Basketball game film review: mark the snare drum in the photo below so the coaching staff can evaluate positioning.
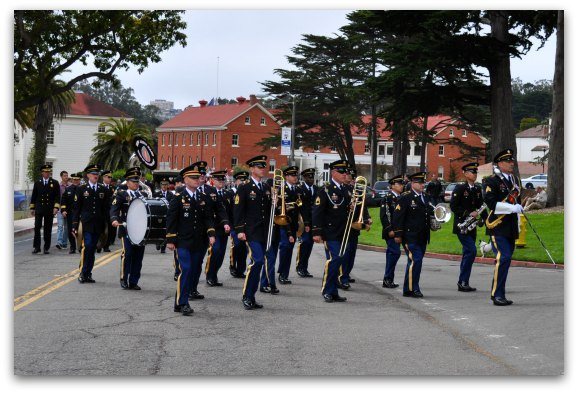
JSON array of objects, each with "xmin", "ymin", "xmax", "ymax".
[{"xmin": 126, "ymin": 197, "xmax": 169, "ymax": 246}]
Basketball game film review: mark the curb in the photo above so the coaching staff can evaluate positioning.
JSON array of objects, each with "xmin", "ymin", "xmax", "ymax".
[
  {"xmin": 14, "ymin": 222, "xmax": 58, "ymax": 238},
  {"xmin": 357, "ymin": 244, "xmax": 564, "ymax": 270}
]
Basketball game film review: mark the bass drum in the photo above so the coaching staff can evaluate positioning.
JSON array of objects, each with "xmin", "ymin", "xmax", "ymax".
[{"xmin": 126, "ymin": 197, "xmax": 169, "ymax": 246}]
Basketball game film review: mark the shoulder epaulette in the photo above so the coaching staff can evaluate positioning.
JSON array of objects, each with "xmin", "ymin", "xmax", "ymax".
[{"xmin": 401, "ymin": 191, "xmax": 411, "ymax": 195}]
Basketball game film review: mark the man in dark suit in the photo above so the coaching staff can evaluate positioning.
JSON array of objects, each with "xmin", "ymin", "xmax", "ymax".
[
  {"xmin": 229, "ymin": 171, "xmax": 249, "ymax": 278},
  {"xmin": 392, "ymin": 172, "xmax": 435, "ymax": 298},
  {"xmin": 295, "ymin": 168, "xmax": 317, "ymax": 278},
  {"xmin": 153, "ymin": 178, "xmax": 174, "ymax": 254},
  {"xmin": 101, "ymin": 170, "xmax": 115, "ymax": 252},
  {"xmin": 30, "ymin": 164, "xmax": 61, "ymax": 254},
  {"xmin": 72, "ymin": 164, "xmax": 108, "ymax": 283},
  {"xmin": 380, "ymin": 174, "xmax": 405, "ymax": 288},
  {"xmin": 60, "ymin": 173, "xmax": 82, "ymax": 254}
]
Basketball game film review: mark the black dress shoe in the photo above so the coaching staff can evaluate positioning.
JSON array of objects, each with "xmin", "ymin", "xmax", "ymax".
[
  {"xmin": 156, "ymin": 244, "xmax": 161, "ymax": 251},
  {"xmin": 103, "ymin": 248, "xmax": 111, "ymax": 252},
  {"xmin": 129, "ymin": 284, "xmax": 141, "ymax": 290},
  {"xmin": 260, "ymin": 286, "xmax": 271, "ymax": 293},
  {"xmin": 349, "ymin": 279, "xmax": 356, "ymax": 283},
  {"xmin": 78, "ymin": 275, "xmax": 86, "ymax": 283},
  {"xmin": 120, "ymin": 280, "xmax": 129, "ymax": 289},
  {"xmin": 332, "ymin": 294, "xmax": 347, "ymax": 302},
  {"xmin": 382, "ymin": 279, "xmax": 399, "ymax": 288},
  {"xmin": 242, "ymin": 297, "xmax": 254, "ymax": 310},
  {"xmin": 457, "ymin": 282, "xmax": 477, "ymax": 292},
  {"xmin": 230, "ymin": 268, "xmax": 238, "ymax": 277},
  {"xmin": 304, "ymin": 271, "xmax": 313, "ymax": 278},
  {"xmin": 493, "ymin": 297, "xmax": 513, "ymax": 306},
  {"xmin": 55, "ymin": 244, "xmax": 62, "ymax": 250},
  {"xmin": 239, "ymin": 273, "xmax": 246, "ymax": 279},
  {"xmin": 85, "ymin": 275, "xmax": 95, "ymax": 283},
  {"xmin": 69, "ymin": 249, "xmax": 76, "ymax": 254},
  {"xmin": 189, "ymin": 291, "xmax": 204, "ymax": 300},
  {"xmin": 323, "ymin": 294, "xmax": 334, "ymax": 303},
  {"xmin": 43, "ymin": 250, "xmax": 50, "ymax": 254},
  {"xmin": 174, "ymin": 273, "xmax": 179, "ymax": 281},
  {"xmin": 270, "ymin": 285, "xmax": 280, "ymax": 295},
  {"xmin": 338, "ymin": 282, "xmax": 350, "ymax": 290},
  {"xmin": 413, "ymin": 290, "xmax": 424, "ymax": 298},
  {"xmin": 207, "ymin": 280, "xmax": 223, "ymax": 287},
  {"xmin": 296, "ymin": 270, "xmax": 306, "ymax": 277},
  {"xmin": 174, "ymin": 304, "xmax": 194, "ymax": 315},
  {"xmin": 32, "ymin": 248, "xmax": 41, "ymax": 254},
  {"xmin": 252, "ymin": 301, "xmax": 263, "ymax": 309},
  {"xmin": 278, "ymin": 276, "xmax": 292, "ymax": 284}
]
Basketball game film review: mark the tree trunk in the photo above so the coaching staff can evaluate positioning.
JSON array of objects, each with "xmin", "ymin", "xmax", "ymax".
[
  {"xmin": 547, "ymin": 11, "xmax": 564, "ymax": 207},
  {"xmin": 488, "ymin": 11, "xmax": 518, "ymax": 175},
  {"xmin": 419, "ymin": 116, "xmax": 428, "ymax": 171},
  {"xmin": 392, "ymin": 122, "xmax": 408, "ymax": 175},
  {"xmin": 369, "ymin": 104, "xmax": 378, "ymax": 185},
  {"xmin": 27, "ymin": 105, "xmax": 50, "ymax": 183}
]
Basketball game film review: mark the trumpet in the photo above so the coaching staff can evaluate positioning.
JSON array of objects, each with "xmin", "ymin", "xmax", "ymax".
[
  {"xmin": 429, "ymin": 203, "xmax": 452, "ymax": 231},
  {"xmin": 457, "ymin": 203, "xmax": 488, "ymax": 234},
  {"xmin": 339, "ymin": 176, "xmax": 368, "ymax": 257}
]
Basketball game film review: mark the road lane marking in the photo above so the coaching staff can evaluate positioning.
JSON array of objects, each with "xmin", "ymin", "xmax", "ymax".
[{"xmin": 14, "ymin": 249, "xmax": 121, "ymax": 311}]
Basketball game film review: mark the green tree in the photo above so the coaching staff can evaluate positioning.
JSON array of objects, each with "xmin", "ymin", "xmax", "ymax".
[
  {"xmin": 512, "ymin": 78, "xmax": 553, "ymax": 128},
  {"xmin": 90, "ymin": 118, "xmax": 153, "ymax": 172},
  {"xmin": 518, "ymin": 117, "xmax": 540, "ymax": 131}
]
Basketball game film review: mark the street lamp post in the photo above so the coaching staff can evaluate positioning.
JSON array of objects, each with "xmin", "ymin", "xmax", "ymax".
[
  {"xmin": 257, "ymin": 93, "xmax": 296, "ymax": 166},
  {"xmin": 542, "ymin": 147, "xmax": 546, "ymax": 173}
]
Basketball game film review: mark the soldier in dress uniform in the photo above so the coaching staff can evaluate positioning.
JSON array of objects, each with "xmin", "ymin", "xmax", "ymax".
[
  {"xmin": 233, "ymin": 155, "xmax": 271, "ymax": 310},
  {"xmin": 171, "ymin": 175, "xmax": 185, "ymax": 281},
  {"xmin": 312, "ymin": 160, "xmax": 350, "ymax": 303},
  {"xmin": 60, "ymin": 172, "xmax": 82, "ymax": 254},
  {"xmin": 483, "ymin": 149, "xmax": 523, "ymax": 306},
  {"xmin": 30, "ymin": 164, "xmax": 61, "ymax": 254},
  {"xmin": 153, "ymin": 178, "xmax": 174, "ymax": 254},
  {"xmin": 380, "ymin": 174, "xmax": 405, "ymax": 288},
  {"xmin": 166, "ymin": 164, "xmax": 216, "ymax": 316},
  {"xmin": 204, "ymin": 170, "xmax": 232, "ymax": 286},
  {"xmin": 101, "ymin": 170, "xmax": 115, "ymax": 252},
  {"xmin": 72, "ymin": 164, "xmax": 108, "ymax": 283},
  {"xmin": 450, "ymin": 162, "xmax": 488, "ymax": 292},
  {"xmin": 110, "ymin": 167, "xmax": 150, "ymax": 290},
  {"xmin": 277, "ymin": 166, "xmax": 301, "ymax": 284},
  {"xmin": 392, "ymin": 171, "xmax": 435, "ymax": 298},
  {"xmin": 295, "ymin": 168, "xmax": 317, "ymax": 278},
  {"xmin": 229, "ymin": 170, "xmax": 249, "ymax": 278}
]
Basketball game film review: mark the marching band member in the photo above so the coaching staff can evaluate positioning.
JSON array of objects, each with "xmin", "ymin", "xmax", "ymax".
[
  {"xmin": 166, "ymin": 164, "xmax": 216, "ymax": 316},
  {"xmin": 72, "ymin": 164, "xmax": 108, "ymax": 283},
  {"xmin": 392, "ymin": 172, "xmax": 435, "ymax": 298},
  {"xmin": 153, "ymin": 178, "xmax": 174, "ymax": 254},
  {"xmin": 380, "ymin": 174, "xmax": 404, "ymax": 288},
  {"xmin": 60, "ymin": 172, "xmax": 82, "ymax": 254},
  {"xmin": 234, "ymin": 155, "xmax": 271, "ymax": 309},
  {"xmin": 450, "ymin": 162, "xmax": 487, "ymax": 293},
  {"xmin": 312, "ymin": 160, "xmax": 350, "ymax": 303},
  {"xmin": 295, "ymin": 168, "xmax": 317, "ymax": 278},
  {"xmin": 484, "ymin": 149, "xmax": 523, "ymax": 306},
  {"xmin": 101, "ymin": 170, "xmax": 115, "ymax": 253},
  {"xmin": 277, "ymin": 166, "xmax": 300, "ymax": 284},
  {"xmin": 229, "ymin": 171, "xmax": 249, "ymax": 278},
  {"xmin": 110, "ymin": 167, "xmax": 149, "ymax": 290}
]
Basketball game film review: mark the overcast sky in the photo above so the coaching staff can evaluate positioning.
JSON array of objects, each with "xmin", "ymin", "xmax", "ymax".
[{"xmin": 65, "ymin": 10, "xmax": 557, "ymax": 110}]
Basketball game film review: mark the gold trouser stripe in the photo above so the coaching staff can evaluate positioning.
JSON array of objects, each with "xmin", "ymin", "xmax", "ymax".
[
  {"xmin": 491, "ymin": 236, "xmax": 501, "ymax": 297},
  {"xmin": 321, "ymin": 242, "xmax": 331, "ymax": 293},
  {"xmin": 242, "ymin": 242, "xmax": 254, "ymax": 296},
  {"xmin": 229, "ymin": 236, "xmax": 235, "ymax": 268},
  {"xmin": 176, "ymin": 249, "xmax": 182, "ymax": 304},
  {"xmin": 296, "ymin": 241, "xmax": 301, "ymax": 269},
  {"xmin": 173, "ymin": 250, "xmax": 178, "ymax": 270},
  {"xmin": 78, "ymin": 235, "xmax": 85, "ymax": 271},
  {"xmin": 120, "ymin": 236, "xmax": 126, "ymax": 280},
  {"xmin": 404, "ymin": 244, "xmax": 415, "ymax": 291},
  {"xmin": 205, "ymin": 245, "xmax": 213, "ymax": 274}
]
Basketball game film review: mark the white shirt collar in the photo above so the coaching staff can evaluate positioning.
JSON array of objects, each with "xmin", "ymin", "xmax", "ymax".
[
  {"xmin": 251, "ymin": 176, "xmax": 261, "ymax": 187},
  {"xmin": 88, "ymin": 181, "xmax": 97, "ymax": 188},
  {"xmin": 331, "ymin": 178, "xmax": 342, "ymax": 189},
  {"xmin": 185, "ymin": 187, "xmax": 196, "ymax": 198}
]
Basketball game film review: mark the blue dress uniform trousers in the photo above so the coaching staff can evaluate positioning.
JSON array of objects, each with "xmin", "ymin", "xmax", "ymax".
[
  {"xmin": 205, "ymin": 233, "xmax": 228, "ymax": 282},
  {"xmin": 277, "ymin": 227, "xmax": 295, "ymax": 279},
  {"xmin": 175, "ymin": 247, "xmax": 205, "ymax": 307},
  {"xmin": 120, "ymin": 236, "xmax": 145, "ymax": 285},
  {"xmin": 260, "ymin": 237, "xmax": 280, "ymax": 288},
  {"xmin": 457, "ymin": 233, "xmax": 477, "ymax": 284},
  {"xmin": 173, "ymin": 250, "xmax": 180, "ymax": 276},
  {"xmin": 190, "ymin": 246, "xmax": 208, "ymax": 292},
  {"xmin": 339, "ymin": 236, "xmax": 358, "ymax": 285},
  {"xmin": 229, "ymin": 229, "xmax": 247, "ymax": 275},
  {"xmin": 402, "ymin": 242, "xmax": 426, "ymax": 293},
  {"xmin": 384, "ymin": 237, "xmax": 401, "ymax": 281},
  {"xmin": 490, "ymin": 235, "xmax": 516, "ymax": 299},
  {"xmin": 322, "ymin": 241, "xmax": 345, "ymax": 296},
  {"xmin": 296, "ymin": 230, "xmax": 313, "ymax": 273},
  {"xmin": 79, "ymin": 232, "xmax": 99, "ymax": 278},
  {"xmin": 244, "ymin": 241, "xmax": 266, "ymax": 301}
]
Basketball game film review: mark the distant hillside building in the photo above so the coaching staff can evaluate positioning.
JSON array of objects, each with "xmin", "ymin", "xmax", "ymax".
[{"xmin": 150, "ymin": 99, "xmax": 182, "ymax": 121}]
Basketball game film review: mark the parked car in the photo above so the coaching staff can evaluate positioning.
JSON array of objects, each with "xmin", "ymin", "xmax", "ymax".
[
  {"xmin": 14, "ymin": 191, "xmax": 27, "ymax": 210},
  {"xmin": 521, "ymin": 174, "xmax": 548, "ymax": 189},
  {"xmin": 373, "ymin": 181, "xmax": 390, "ymax": 199},
  {"xmin": 443, "ymin": 183, "xmax": 458, "ymax": 203}
]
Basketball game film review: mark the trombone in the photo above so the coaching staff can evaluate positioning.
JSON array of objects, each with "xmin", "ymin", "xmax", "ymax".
[
  {"xmin": 339, "ymin": 176, "xmax": 368, "ymax": 257},
  {"xmin": 266, "ymin": 169, "xmax": 286, "ymax": 251}
]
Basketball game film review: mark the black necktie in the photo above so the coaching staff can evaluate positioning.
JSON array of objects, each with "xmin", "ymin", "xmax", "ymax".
[
  {"xmin": 134, "ymin": 190, "xmax": 141, "ymax": 198},
  {"xmin": 258, "ymin": 183, "xmax": 262, "ymax": 191}
]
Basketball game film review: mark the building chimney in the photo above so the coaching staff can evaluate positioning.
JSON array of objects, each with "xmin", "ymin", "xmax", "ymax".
[
  {"xmin": 199, "ymin": 100, "xmax": 208, "ymax": 108},
  {"xmin": 236, "ymin": 96, "xmax": 246, "ymax": 104},
  {"xmin": 249, "ymin": 94, "xmax": 258, "ymax": 105}
]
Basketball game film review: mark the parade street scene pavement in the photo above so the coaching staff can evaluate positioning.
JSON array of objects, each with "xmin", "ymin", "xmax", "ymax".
[{"xmin": 13, "ymin": 230, "xmax": 563, "ymax": 376}]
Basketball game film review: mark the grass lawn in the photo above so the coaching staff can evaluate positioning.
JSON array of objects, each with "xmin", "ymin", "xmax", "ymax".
[
  {"xmin": 14, "ymin": 211, "xmax": 29, "ymax": 221},
  {"xmin": 359, "ymin": 207, "xmax": 564, "ymax": 264}
]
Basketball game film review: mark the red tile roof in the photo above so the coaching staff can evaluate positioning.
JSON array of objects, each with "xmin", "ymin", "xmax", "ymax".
[
  {"xmin": 68, "ymin": 92, "xmax": 129, "ymax": 118},
  {"xmin": 158, "ymin": 102, "xmax": 254, "ymax": 129},
  {"xmin": 516, "ymin": 124, "xmax": 549, "ymax": 138}
]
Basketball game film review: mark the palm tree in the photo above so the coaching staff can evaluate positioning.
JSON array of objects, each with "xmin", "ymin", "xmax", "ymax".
[{"xmin": 90, "ymin": 118, "xmax": 153, "ymax": 172}]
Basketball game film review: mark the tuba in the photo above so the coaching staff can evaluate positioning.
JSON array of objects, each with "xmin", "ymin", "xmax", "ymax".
[
  {"xmin": 339, "ymin": 176, "xmax": 369, "ymax": 257},
  {"xmin": 429, "ymin": 203, "xmax": 451, "ymax": 231}
]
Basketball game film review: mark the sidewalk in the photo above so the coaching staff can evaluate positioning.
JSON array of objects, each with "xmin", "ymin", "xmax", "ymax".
[{"xmin": 14, "ymin": 216, "xmax": 57, "ymax": 237}]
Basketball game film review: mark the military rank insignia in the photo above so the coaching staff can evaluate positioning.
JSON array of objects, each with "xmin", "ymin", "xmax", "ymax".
[
  {"xmin": 486, "ymin": 186, "xmax": 491, "ymax": 193},
  {"xmin": 235, "ymin": 195, "xmax": 240, "ymax": 205},
  {"xmin": 315, "ymin": 196, "xmax": 321, "ymax": 206},
  {"xmin": 395, "ymin": 204, "xmax": 401, "ymax": 210}
]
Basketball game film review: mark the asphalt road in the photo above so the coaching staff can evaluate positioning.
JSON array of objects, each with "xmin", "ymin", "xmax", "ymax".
[{"xmin": 13, "ymin": 233, "xmax": 564, "ymax": 376}]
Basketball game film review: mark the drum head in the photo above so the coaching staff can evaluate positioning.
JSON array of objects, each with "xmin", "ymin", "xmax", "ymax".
[{"xmin": 127, "ymin": 198, "xmax": 148, "ymax": 245}]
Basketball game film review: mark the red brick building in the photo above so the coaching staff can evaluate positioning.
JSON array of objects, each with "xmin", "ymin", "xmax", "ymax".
[{"xmin": 157, "ymin": 95, "xmax": 287, "ymax": 175}]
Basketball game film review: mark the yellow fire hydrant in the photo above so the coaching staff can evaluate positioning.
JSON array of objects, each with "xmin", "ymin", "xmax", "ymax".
[{"xmin": 515, "ymin": 214, "xmax": 528, "ymax": 248}]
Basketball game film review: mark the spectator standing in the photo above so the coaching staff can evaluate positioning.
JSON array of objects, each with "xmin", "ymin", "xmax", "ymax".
[{"xmin": 55, "ymin": 171, "xmax": 69, "ymax": 250}]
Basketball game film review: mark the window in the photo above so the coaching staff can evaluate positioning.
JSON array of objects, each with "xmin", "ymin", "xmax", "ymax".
[
  {"xmin": 189, "ymin": 156, "xmax": 193, "ymax": 165},
  {"xmin": 378, "ymin": 145, "xmax": 385, "ymax": 156},
  {"xmin": 414, "ymin": 144, "xmax": 422, "ymax": 156},
  {"xmin": 213, "ymin": 132, "xmax": 217, "ymax": 146},
  {"xmin": 449, "ymin": 128, "xmax": 454, "ymax": 137},
  {"xmin": 174, "ymin": 134, "xmax": 178, "ymax": 146},
  {"xmin": 245, "ymin": 116, "xmax": 251, "ymax": 125},
  {"xmin": 438, "ymin": 165, "xmax": 444, "ymax": 179},
  {"xmin": 462, "ymin": 129, "xmax": 468, "ymax": 137},
  {"xmin": 211, "ymin": 156, "xmax": 216, "ymax": 169},
  {"xmin": 168, "ymin": 134, "xmax": 172, "ymax": 146},
  {"xmin": 162, "ymin": 135, "xmax": 165, "ymax": 146},
  {"xmin": 197, "ymin": 133, "xmax": 201, "ymax": 146},
  {"xmin": 364, "ymin": 143, "xmax": 370, "ymax": 154},
  {"xmin": 386, "ymin": 145, "xmax": 393, "ymax": 156},
  {"xmin": 269, "ymin": 159, "xmax": 276, "ymax": 173},
  {"xmin": 190, "ymin": 134, "xmax": 194, "ymax": 146},
  {"xmin": 14, "ymin": 160, "xmax": 20, "ymax": 183},
  {"xmin": 438, "ymin": 145, "xmax": 445, "ymax": 156},
  {"xmin": 98, "ymin": 125, "xmax": 105, "ymax": 133},
  {"xmin": 46, "ymin": 124, "xmax": 55, "ymax": 144},
  {"xmin": 196, "ymin": 155, "xmax": 199, "ymax": 162},
  {"xmin": 168, "ymin": 156, "xmax": 172, "ymax": 167},
  {"xmin": 260, "ymin": 117, "xmax": 266, "ymax": 126},
  {"xmin": 205, "ymin": 133, "xmax": 209, "ymax": 146},
  {"xmin": 183, "ymin": 134, "xmax": 186, "ymax": 146},
  {"xmin": 182, "ymin": 155, "xmax": 185, "ymax": 168},
  {"xmin": 232, "ymin": 134, "xmax": 239, "ymax": 146},
  {"xmin": 231, "ymin": 157, "xmax": 238, "ymax": 167}
]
